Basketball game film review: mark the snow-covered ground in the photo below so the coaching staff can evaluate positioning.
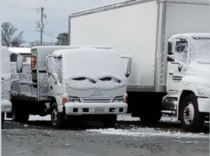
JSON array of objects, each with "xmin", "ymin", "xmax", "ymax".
[
  {"xmin": 25, "ymin": 114, "xmax": 178, "ymax": 122},
  {"xmin": 86, "ymin": 127, "xmax": 209, "ymax": 139}
]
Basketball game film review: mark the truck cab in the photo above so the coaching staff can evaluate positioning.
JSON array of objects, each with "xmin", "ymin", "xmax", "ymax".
[
  {"xmin": 164, "ymin": 33, "xmax": 210, "ymax": 131},
  {"xmin": 1, "ymin": 47, "xmax": 22, "ymax": 123},
  {"xmin": 1, "ymin": 47, "xmax": 12, "ymax": 119},
  {"xmin": 47, "ymin": 47, "xmax": 129, "ymax": 128}
]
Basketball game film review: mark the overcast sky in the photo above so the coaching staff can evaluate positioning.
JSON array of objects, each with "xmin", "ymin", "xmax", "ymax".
[{"xmin": 1, "ymin": 0, "xmax": 125, "ymax": 45}]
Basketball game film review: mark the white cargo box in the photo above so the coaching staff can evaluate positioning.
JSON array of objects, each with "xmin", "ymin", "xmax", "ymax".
[{"xmin": 69, "ymin": 0, "xmax": 210, "ymax": 92}]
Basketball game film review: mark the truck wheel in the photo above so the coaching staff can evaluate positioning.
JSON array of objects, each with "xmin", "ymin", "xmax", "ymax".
[
  {"xmin": 180, "ymin": 94, "xmax": 205, "ymax": 132},
  {"xmin": 20, "ymin": 112, "xmax": 29, "ymax": 122},
  {"xmin": 12, "ymin": 103, "xmax": 21, "ymax": 122},
  {"xmin": 2, "ymin": 113, "xmax": 4, "ymax": 125},
  {"xmin": 102, "ymin": 115, "xmax": 117, "ymax": 128},
  {"xmin": 139, "ymin": 110, "xmax": 162, "ymax": 124},
  {"xmin": 12, "ymin": 103, "xmax": 29, "ymax": 122},
  {"xmin": 51, "ymin": 104, "xmax": 65, "ymax": 128}
]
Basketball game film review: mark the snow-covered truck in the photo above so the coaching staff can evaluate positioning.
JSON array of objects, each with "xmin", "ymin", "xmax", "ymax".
[
  {"xmin": 11, "ymin": 46, "xmax": 131, "ymax": 128},
  {"xmin": 68, "ymin": 0, "xmax": 210, "ymax": 131},
  {"xmin": 1, "ymin": 47, "xmax": 23, "ymax": 123},
  {"xmin": 1, "ymin": 47, "xmax": 12, "ymax": 123},
  {"xmin": 8, "ymin": 47, "xmax": 31, "ymax": 63}
]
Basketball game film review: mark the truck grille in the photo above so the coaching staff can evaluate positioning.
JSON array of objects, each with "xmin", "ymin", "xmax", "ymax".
[{"xmin": 82, "ymin": 99, "xmax": 111, "ymax": 103}]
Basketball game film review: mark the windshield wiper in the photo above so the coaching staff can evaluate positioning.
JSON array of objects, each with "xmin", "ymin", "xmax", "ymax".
[
  {"xmin": 72, "ymin": 77, "xmax": 96, "ymax": 84},
  {"xmin": 99, "ymin": 77, "xmax": 121, "ymax": 83}
]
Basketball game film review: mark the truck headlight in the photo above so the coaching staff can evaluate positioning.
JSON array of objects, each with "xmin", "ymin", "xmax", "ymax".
[
  {"xmin": 113, "ymin": 96, "xmax": 124, "ymax": 102},
  {"xmin": 68, "ymin": 97, "xmax": 80, "ymax": 103}
]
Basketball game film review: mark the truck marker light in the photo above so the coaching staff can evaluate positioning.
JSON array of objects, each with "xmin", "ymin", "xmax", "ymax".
[
  {"xmin": 62, "ymin": 97, "xmax": 67, "ymax": 105},
  {"xmin": 62, "ymin": 93, "xmax": 68, "ymax": 105},
  {"xmin": 124, "ymin": 96, "xmax": 128, "ymax": 103}
]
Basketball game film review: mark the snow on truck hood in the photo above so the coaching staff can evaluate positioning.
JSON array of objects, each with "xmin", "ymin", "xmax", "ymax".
[
  {"xmin": 184, "ymin": 60, "xmax": 210, "ymax": 79},
  {"xmin": 182, "ymin": 60, "xmax": 210, "ymax": 97},
  {"xmin": 53, "ymin": 47, "xmax": 126, "ymax": 90}
]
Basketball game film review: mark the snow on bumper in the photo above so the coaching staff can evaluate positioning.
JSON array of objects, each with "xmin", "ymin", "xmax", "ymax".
[
  {"xmin": 61, "ymin": 102, "xmax": 128, "ymax": 115},
  {"xmin": 197, "ymin": 98, "xmax": 210, "ymax": 113},
  {"xmin": 1, "ymin": 100, "xmax": 12, "ymax": 113}
]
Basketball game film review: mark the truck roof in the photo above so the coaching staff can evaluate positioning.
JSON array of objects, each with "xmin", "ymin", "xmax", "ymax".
[
  {"xmin": 170, "ymin": 33, "xmax": 210, "ymax": 40},
  {"xmin": 8, "ymin": 47, "xmax": 31, "ymax": 54},
  {"xmin": 32, "ymin": 45, "xmax": 112, "ymax": 50},
  {"xmin": 52, "ymin": 47, "xmax": 115, "ymax": 57},
  {"xmin": 69, "ymin": 0, "xmax": 209, "ymax": 17},
  {"xmin": 34, "ymin": 46, "xmax": 113, "ymax": 71}
]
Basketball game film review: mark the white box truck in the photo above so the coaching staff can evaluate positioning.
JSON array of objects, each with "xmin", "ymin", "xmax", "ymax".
[
  {"xmin": 10, "ymin": 46, "xmax": 131, "ymax": 128},
  {"xmin": 69, "ymin": 0, "xmax": 210, "ymax": 131}
]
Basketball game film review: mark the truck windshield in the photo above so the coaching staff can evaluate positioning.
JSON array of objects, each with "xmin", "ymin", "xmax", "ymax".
[
  {"xmin": 62, "ymin": 48, "xmax": 125, "ymax": 81},
  {"xmin": 1, "ymin": 47, "xmax": 11, "ymax": 80},
  {"xmin": 189, "ymin": 38, "xmax": 210, "ymax": 63},
  {"xmin": 175, "ymin": 40, "xmax": 188, "ymax": 63}
]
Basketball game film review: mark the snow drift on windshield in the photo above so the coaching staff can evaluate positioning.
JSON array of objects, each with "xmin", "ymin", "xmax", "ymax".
[{"xmin": 53, "ymin": 48, "xmax": 126, "ymax": 90}]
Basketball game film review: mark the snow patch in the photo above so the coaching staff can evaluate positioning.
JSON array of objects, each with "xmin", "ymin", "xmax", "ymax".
[
  {"xmin": 87, "ymin": 128, "xmax": 209, "ymax": 138},
  {"xmin": 29, "ymin": 115, "xmax": 51, "ymax": 121}
]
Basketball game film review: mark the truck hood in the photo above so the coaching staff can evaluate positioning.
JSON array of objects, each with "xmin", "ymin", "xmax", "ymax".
[
  {"xmin": 183, "ymin": 60, "xmax": 209, "ymax": 79},
  {"xmin": 182, "ymin": 60, "xmax": 210, "ymax": 97},
  {"xmin": 65, "ymin": 76, "xmax": 126, "ymax": 98}
]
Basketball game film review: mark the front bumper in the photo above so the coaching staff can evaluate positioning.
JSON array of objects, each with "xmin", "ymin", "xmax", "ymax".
[
  {"xmin": 197, "ymin": 98, "xmax": 210, "ymax": 113},
  {"xmin": 1, "ymin": 100, "xmax": 12, "ymax": 113},
  {"xmin": 60, "ymin": 102, "xmax": 128, "ymax": 115}
]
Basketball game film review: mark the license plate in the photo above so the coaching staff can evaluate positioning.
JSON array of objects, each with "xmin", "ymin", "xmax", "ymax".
[{"xmin": 95, "ymin": 107, "xmax": 105, "ymax": 113}]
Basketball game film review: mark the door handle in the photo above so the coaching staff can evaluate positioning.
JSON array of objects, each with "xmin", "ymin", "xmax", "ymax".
[{"xmin": 169, "ymin": 71, "xmax": 173, "ymax": 75}]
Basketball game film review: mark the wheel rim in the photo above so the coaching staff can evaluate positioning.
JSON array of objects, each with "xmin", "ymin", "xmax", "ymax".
[
  {"xmin": 51, "ymin": 108, "xmax": 58, "ymax": 126},
  {"xmin": 183, "ymin": 102, "xmax": 195, "ymax": 125}
]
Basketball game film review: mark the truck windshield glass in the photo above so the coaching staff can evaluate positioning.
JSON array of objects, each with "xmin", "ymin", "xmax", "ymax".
[
  {"xmin": 175, "ymin": 40, "xmax": 188, "ymax": 63},
  {"xmin": 189, "ymin": 38, "xmax": 210, "ymax": 63}
]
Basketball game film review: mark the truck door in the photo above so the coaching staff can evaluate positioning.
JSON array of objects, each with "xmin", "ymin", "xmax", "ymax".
[{"xmin": 167, "ymin": 39, "xmax": 188, "ymax": 95}]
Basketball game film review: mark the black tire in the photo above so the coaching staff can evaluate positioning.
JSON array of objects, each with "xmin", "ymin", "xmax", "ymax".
[
  {"xmin": 20, "ymin": 112, "xmax": 30, "ymax": 122},
  {"xmin": 102, "ymin": 115, "xmax": 117, "ymax": 128},
  {"xmin": 12, "ymin": 103, "xmax": 21, "ymax": 122},
  {"xmin": 12, "ymin": 103, "xmax": 29, "ymax": 122},
  {"xmin": 51, "ymin": 104, "xmax": 65, "ymax": 128},
  {"xmin": 139, "ymin": 109, "xmax": 162, "ymax": 124},
  {"xmin": 180, "ymin": 94, "xmax": 205, "ymax": 132},
  {"xmin": 2, "ymin": 113, "xmax": 4, "ymax": 125}
]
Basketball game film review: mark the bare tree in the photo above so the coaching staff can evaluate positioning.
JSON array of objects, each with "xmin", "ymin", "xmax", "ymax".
[
  {"xmin": 1, "ymin": 22, "xmax": 24, "ymax": 47},
  {"xmin": 56, "ymin": 33, "xmax": 68, "ymax": 45},
  {"xmin": 11, "ymin": 31, "xmax": 24, "ymax": 47}
]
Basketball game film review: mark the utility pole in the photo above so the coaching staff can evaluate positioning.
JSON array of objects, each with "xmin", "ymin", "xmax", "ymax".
[
  {"xmin": 36, "ymin": 7, "xmax": 47, "ymax": 45},
  {"xmin": 40, "ymin": 7, "xmax": 44, "ymax": 45}
]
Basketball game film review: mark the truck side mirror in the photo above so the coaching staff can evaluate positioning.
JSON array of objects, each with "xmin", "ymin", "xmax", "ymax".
[
  {"xmin": 168, "ymin": 41, "xmax": 173, "ymax": 55},
  {"xmin": 16, "ymin": 55, "xmax": 23, "ymax": 73},
  {"xmin": 121, "ymin": 55, "xmax": 133, "ymax": 78},
  {"xmin": 167, "ymin": 55, "xmax": 175, "ymax": 62}
]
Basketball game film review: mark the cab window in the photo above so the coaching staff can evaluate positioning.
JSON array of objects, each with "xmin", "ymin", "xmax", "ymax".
[{"xmin": 175, "ymin": 40, "xmax": 188, "ymax": 63}]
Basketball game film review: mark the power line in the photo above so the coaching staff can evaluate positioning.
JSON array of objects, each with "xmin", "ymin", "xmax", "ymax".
[
  {"xmin": 43, "ymin": 32, "xmax": 56, "ymax": 38},
  {"xmin": 2, "ymin": 8, "xmax": 36, "ymax": 11}
]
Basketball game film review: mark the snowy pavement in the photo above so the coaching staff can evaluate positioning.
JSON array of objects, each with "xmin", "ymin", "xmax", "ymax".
[
  {"xmin": 25, "ymin": 114, "xmax": 177, "ymax": 122},
  {"xmin": 2, "ymin": 114, "xmax": 209, "ymax": 156}
]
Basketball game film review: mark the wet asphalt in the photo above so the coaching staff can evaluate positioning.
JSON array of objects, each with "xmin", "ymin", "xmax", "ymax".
[{"xmin": 2, "ymin": 119, "xmax": 209, "ymax": 156}]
